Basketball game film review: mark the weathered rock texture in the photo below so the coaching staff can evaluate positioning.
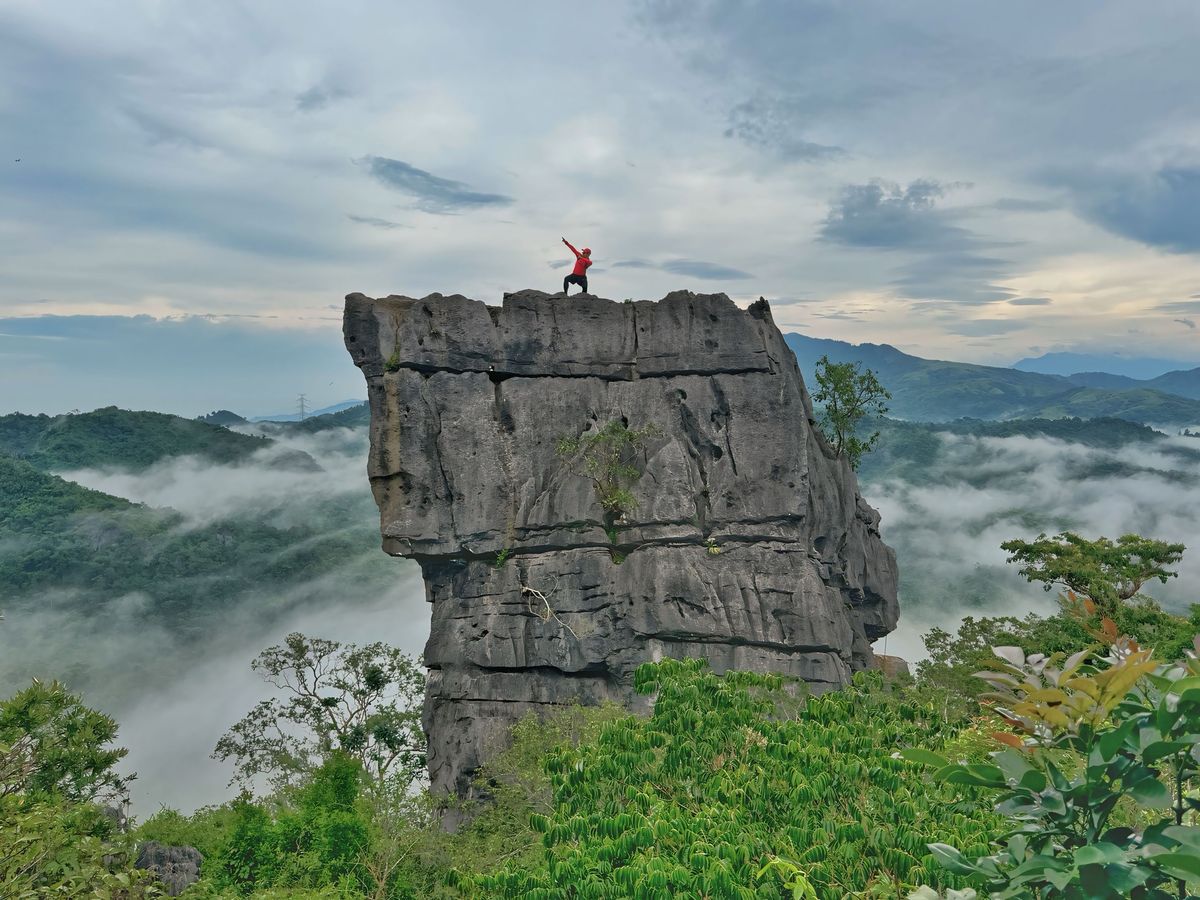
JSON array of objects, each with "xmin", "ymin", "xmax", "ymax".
[
  {"xmin": 135, "ymin": 842, "xmax": 202, "ymax": 896},
  {"xmin": 344, "ymin": 289, "xmax": 899, "ymax": 802}
]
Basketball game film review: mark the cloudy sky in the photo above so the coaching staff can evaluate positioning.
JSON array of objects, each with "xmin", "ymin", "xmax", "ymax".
[{"xmin": 4, "ymin": 1, "xmax": 1200, "ymax": 414}]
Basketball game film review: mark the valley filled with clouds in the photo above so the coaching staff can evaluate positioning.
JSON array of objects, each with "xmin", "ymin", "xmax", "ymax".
[{"xmin": 4, "ymin": 417, "xmax": 1197, "ymax": 813}]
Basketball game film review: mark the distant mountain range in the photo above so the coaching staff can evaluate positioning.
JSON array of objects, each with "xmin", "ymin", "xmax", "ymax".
[
  {"xmin": 248, "ymin": 399, "xmax": 365, "ymax": 423},
  {"xmin": 1063, "ymin": 368, "xmax": 1200, "ymax": 401},
  {"xmin": 1013, "ymin": 351, "xmax": 1199, "ymax": 380},
  {"xmin": 786, "ymin": 334, "xmax": 1200, "ymax": 426}
]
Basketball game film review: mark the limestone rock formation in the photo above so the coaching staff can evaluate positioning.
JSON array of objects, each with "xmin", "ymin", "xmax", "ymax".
[
  {"xmin": 135, "ymin": 842, "xmax": 202, "ymax": 896},
  {"xmin": 344, "ymin": 289, "xmax": 899, "ymax": 804}
]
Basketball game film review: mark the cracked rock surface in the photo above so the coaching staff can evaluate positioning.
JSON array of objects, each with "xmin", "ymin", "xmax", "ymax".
[{"xmin": 344, "ymin": 289, "xmax": 899, "ymax": 805}]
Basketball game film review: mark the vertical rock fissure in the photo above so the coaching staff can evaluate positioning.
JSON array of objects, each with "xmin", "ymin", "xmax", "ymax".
[
  {"xmin": 422, "ymin": 377, "xmax": 457, "ymax": 537},
  {"xmin": 711, "ymin": 379, "xmax": 738, "ymax": 477},
  {"xmin": 677, "ymin": 400, "xmax": 715, "ymax": 537},
  {"xmin": 491, "ymin": 375, "xmax": 519, "ymax": 554}
]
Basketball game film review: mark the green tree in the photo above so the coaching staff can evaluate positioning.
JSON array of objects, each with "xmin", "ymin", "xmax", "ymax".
[
  {"xmin": 1000, "ymin": 531, "xmax": 1185, "ymax": 612},
  {"xmin": 812, "ymin": 356, "xmax": 891, "ymax": 470},
  {"xmin": 916, "ymin": 602, "xmax": 1200, "ymax": 720},
  {"xmin": 0, "ymin": 683, "xmax": 155, "ymax": 896},
  {"xmin": 214, "ymin": 753, "xmax": 371, "ymax": 896},
  {"xmin": 0, "ymin": 679, "xmax": 131, "ymax": 804},
  {"xmin": 214, "ymin": 634, "xmax": 424, "ymax": 794},
  {"xmin": 0, "ymin": 793, "xmax": 161, "ymax": 898}
]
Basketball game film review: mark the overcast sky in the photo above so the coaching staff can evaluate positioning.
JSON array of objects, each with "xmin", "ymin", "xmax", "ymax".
[{"xmin": 4, "ymin": 1, "xmax": 1200, "ymax": 414}]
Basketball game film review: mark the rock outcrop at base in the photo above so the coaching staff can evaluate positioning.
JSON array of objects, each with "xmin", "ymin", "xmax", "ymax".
[
  {"xmin": 345, "ymin": 289, "xmax": 899, "ymax": 805},
  {"xmin": 135, "ymin": 842, "xmax": 202, "ymax": 896}
]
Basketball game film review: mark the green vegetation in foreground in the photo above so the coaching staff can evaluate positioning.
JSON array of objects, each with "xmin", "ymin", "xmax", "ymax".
[
  {"xmin": 0, "ymin": 681, "xmax": 159, "ymax": 897},
  {"xmin": 0, "ymin": 406, "xmax": 273, "ymax": 471},
  {"xmin": 905, "ymin": 627, "xmax": 1200, "ymax": 898},
  {"xmin": 475, "ymin": 661, "xmax": 996, "ymax": 899},
  {"xmin": 8, "ymin": 577, "xmax": 1200, "ymax": 897}
]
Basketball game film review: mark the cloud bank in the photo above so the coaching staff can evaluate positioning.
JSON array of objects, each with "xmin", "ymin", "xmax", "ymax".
[
  {"xmin": 0, "ymin": 427, "xmax": 426, "ymax": 814},
  {"xmin": 866, "ymin": 431, "xmax": 1200, "ymax": 661}
]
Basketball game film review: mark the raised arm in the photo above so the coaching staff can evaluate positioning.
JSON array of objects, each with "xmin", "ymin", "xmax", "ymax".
[{"xmin": 562, "ymin": 237, "xmax": 581, "ymax": 258}]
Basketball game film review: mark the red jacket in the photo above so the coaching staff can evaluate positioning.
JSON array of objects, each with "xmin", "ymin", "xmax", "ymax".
[{"xmin": 564, "ymin": 241, "xmax": 593, "ymax": 276}]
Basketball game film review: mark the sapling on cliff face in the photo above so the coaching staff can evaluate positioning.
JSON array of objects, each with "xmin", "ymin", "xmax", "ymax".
[{"xmin": 556, "ymin": 419, "xmax": 659, "ymax": 537}]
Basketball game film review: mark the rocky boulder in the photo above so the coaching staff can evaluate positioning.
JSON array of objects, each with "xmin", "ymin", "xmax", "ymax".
[
  {"xmin": 135, "ymin": 842, "xmax": 202, "ymax": 896},
  {"xmin": 344, "ymin": 289, "xmax": 899, "ymax": 810}
]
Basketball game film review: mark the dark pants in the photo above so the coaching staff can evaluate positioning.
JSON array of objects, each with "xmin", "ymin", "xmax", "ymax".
[{"xmin": 563, "ymin": 273, "xmax": 588, "ymax": 294}]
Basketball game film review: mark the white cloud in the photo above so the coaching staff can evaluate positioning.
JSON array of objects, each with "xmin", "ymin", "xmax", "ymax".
[
  {"xmin": 4, "ymin": 1, "xmax": 1200, "ymax": 366},
  {"xmin": 870, "ymin": 431, "xmax": 1200, "ymax": 661}
]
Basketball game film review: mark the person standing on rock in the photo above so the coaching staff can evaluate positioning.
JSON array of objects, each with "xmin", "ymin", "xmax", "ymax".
[{"xmin": 561, "ymin": 237, "xmax": 592, "ymax": 295}]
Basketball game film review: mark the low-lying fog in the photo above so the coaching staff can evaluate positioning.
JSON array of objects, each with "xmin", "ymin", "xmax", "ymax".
[
  {"xmin": 5, "ymin": 424, "xmax": 1197, "ymax": 817},
  {"xmin": 4, "ymin": 428, "xmax": 428, "ymax": 815},
  {"xmin": 869, "ymin": 431, "xmax": 1200, "ymax": 661}
]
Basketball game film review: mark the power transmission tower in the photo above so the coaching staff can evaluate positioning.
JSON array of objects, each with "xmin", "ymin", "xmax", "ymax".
[{"xmin": 297, "ymin": 394, "xmax": 308, "ymax": 421}]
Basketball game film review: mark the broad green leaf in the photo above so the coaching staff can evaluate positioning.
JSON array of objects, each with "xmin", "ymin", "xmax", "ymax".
[
  {"xmin": 1153, "ymin": 851, "xmax": 1200, "ymax": 882},
  {"xmin": 1104, "ymin": 861, "xmax": 1152, "ymax": 894},
  {"xmin": 899, "ymin": 748, "xmax": 949, "ymax": 769},
  {"xmin": 994, "ymin": 748, "xmax": 1033, "ymax": 782},
  {"xmin": 1142, "ymin": 740, "xmax": 1191, "ymax": 764},
  {"xmin": 928, "ymin": 843, "xmax": 980, "ymax": 876},
  {"xmin": 1097, "ymin": 719, "xmax": 1135, "ymax": 762},
  {"xmin": 1128, "ymin": 776, "xmax": 1172, "ymax": 809},
  {"xmin": 1073, "ymin": 842, "xmax": 1125, "ymax": 866},
  {"xmin": 1161, "ymin": 825, "xmax": 1200, "ymax": 849},
  {"xmin": 1040, "ymin": 790, "xmax": 1067, "ymax": 815}
]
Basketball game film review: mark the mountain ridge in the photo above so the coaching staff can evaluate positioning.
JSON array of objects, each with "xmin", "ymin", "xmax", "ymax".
[
  {"xmin": 1013, "ymin": 351, "xmax": 1199, "ymax": 379},
  {"xmin": 786, "ymin": 333, "xmax": 1200, "ymax": 425}
]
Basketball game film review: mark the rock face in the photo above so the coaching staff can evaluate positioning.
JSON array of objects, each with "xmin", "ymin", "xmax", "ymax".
[
  {"xmin": 135, "ymin": 842, "xmax": 202, "ymax": 896},
  {"xmin": 344, "ymin": 289, "xmax": 899, "ymax": 805}
]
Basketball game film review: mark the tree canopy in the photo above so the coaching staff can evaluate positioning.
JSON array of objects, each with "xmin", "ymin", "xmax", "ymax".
[
  {"xmin": 812, "ymin": 355, "xmax": 891, "ymax": 470},
  {"xmin": 1000, "ymin": 531, "xmax": 1185, "ymax": 610},
  {"xmin": 214, "ymin": 633, "xmax": 425, "ymax": 794},
  {"xmin": 0, "ymin": 679, "xmax": 131, "ymax": 804}
]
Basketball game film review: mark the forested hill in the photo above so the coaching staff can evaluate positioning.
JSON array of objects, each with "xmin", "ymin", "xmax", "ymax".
[
  {"xmin": 0, "ymin": 429, "xmax": 394, "ymax": 706},
  {"xmin": 0, "ymin": 407, "xmax": 271, "ymax": 471},
  {"xmin": 0, "ymin": 454, "xmax": 135, "ymax": 534},
  {"xmin": 786, "ymin": 333, "xmax": 1200, "ymax": 425},
  {"xmin": 1018, "ymin": 387, "xmax": 1200, "ymax": 423}
]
